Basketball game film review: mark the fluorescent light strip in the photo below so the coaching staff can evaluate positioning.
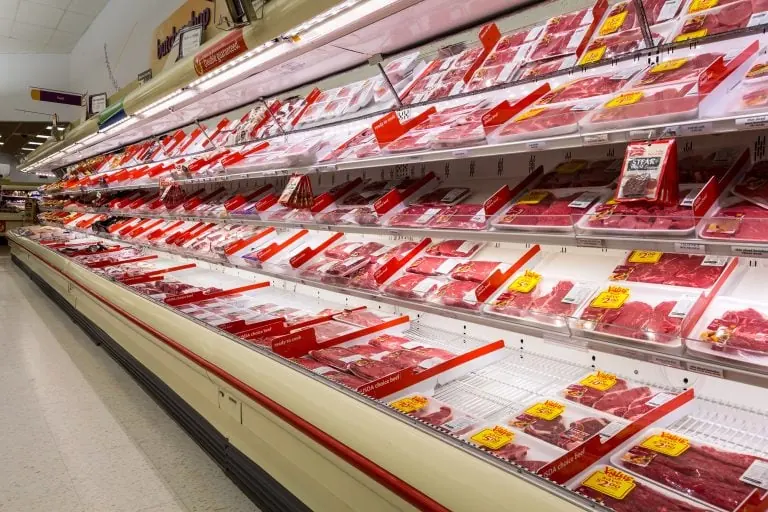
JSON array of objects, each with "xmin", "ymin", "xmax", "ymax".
[
  {"xmin": 21, "ymin": 147, "xmax": 34, "ymax": 151},
  {"xmin": 136, "ymin": 89, "xmax": 196, "ymax": 119},
  {"xmin": 28, "ymin": 141, "xmax": 43, "ymax": 146},
  {"xmin": 36, "ymin": 134, "xmax": 49, "ymax": 139}
]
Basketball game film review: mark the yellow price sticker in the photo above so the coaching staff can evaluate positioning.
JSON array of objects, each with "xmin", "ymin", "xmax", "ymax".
[
  {"xmin": 591, "ymin": 286, "xmax": 630, "ymax": 309},
  {"xmin": 605, "ymin": 91, "xmax": 644, "ymax": 108},
  {"xmin": 599, "ymin": 11, "xmax": 628, "ymax": 35},
  {"xmin": 651, "ymin": 58, "xmax": 689, "ymax": 73},
  {"xmin": 605, "ymin": 198, "xmax": 619, "ymax": 205},
  {"xmin": 640, "ymin": 432, "xmax": 690, "ymax": 457},
  {"xmin": 516, "ymin": 190, "xmax": 550, "ymax": 205},
  {"xmin": 629, "ymin": 250, "xmax": 663, "ymax": 264},
  {"xmin": 515, "ymin": 107, "xmax": 547, "ymax": 122},
  {"xmin": 390, "ymin": 395, "xmax": 429, "ymax": 414},
  {"xmin": 471, "ymin": 425, "xmax": 515, "ymax": 450},
  {"xmin": 580, "ymin": 371, "xmax": 618, "ymax": 391},
  {"xmin": 582, "ymin": 468, "xmax": 636, "ymax": 500},
  {"xmin": 688, "ymin": 0, "xmax": 718, "ymax": 12},
  {"xmin": 675, "ymin": 29, "xmax": 708, "ymax": 43},
  {"xmin": 525, "ymin": 400, "xmax": 566, "ymax": 421},
  {"xmin": 508, "ymin": 270, "xmax": 542, "ymax": 293},
  {"xmin": 747, "ymin": 63, "xmax": 768, "ymax": 79},
  {"xmin": 579, "ymin": 46, "xmax": 607, "ymax": 65},
  {"xmin": 555, "ymin": 160, "xmax": 588, "ymax": 174}
]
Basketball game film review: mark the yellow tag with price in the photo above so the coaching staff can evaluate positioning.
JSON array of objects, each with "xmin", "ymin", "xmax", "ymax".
[
  {"xmin": 389, "ymin": 395, "xmax": 429, "ymax": 414},
  {"xmin": 605, "ymin": 91, "xmax": 644, "ymax": 108},
  {"xmin": 688, "ymin": 0, "xmax": 718, "ymax": 12},
  {"xmin": 516, "ymin": 190, "xmax": 550, "ymax": 205},
  {"xmin": 525, "ymin": 400, "xmax": 566, "ymax": 421},
  {"xmin": 651, "ymin": 58, "xmax": 688, "ymax": 73},
  {"xmin": 591, "ymin": 286, "xmax": 630, "ymax": 309},
  {"xmin": 471, "ymin": 425, "xmax": 515, "ymax": 450},
  {"xmin": 582, "ymin": 468, "xmax": 636, "ymax": 500},
  {"xmin": 599, "ymin": 11, "xmax": 628, "ymax": 35},
  {"xmin": 675, "ymin": 29, "xmax": 708, "ymax": 43},
  {"xmin": 580, "ymin": 371, "xmax": 618, "ymax": 391},
  {"xmin": 629, "ymin": 250, "xmax": 663, "ymax": 263},
  {"xmin": 579, "ymin": 46, "xmax": 606, "ymax": 65},
  {"xmin": 508, "ymin": 270, "xmax": 541, "ymax": 293},
  {"xmin": 555, "ymin": 160, "xmax": 587, "ymax": 174},
  {"xmin": 641, "ymin": 432, "xmax": 690, "ymax": 457},
  {"xmin": 514, "ymin": 107, "xmax": 546, "ymax": 122}
]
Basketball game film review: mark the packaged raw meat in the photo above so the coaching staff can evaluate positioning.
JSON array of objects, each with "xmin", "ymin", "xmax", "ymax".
[
  {"xmin": 389, "ymin": 394, "xmax": 479, "ymax": 435},
  {"xmin": 732, "ymin": 160, "xmax": 768, "ymax": 209},
  {"xmin": 516, "ymin": 55, "xmax": 577, "ymax": 80},
  {"xmin": 677, "ymin": 146, "xmax": 747, "ymax": 184},
  {"xmin": 728, "ymin": 58, "xmax": 768, "ymax": 114},
  {"xmin": 462, "ymin": 423, "xmax": 564, "ymax": 472},
  {"xmin": 485, "ymin": 275, "xmax": 596, "ymax": 328},
  {"xmin": 450, "ymin": 260, "xmax": 509, "ymax": 283},
  {"xmin": 529, "ymin": 28, "xmax": 588, "ymax": 62},
  {"xmin": 333, "ymin": 309, "xmax": 395, "ymax": 328},
  {"xmin": 490, "ymin": 101, "xmax": 599, "ymax": 143},
  {"xmin": 573, "ymin": 465, "xmax": 713, "ymax": 511},
  {"xmin": 578, "ymin": 195, "xmax": 697, "ymax": 236},
  {"xmin": 580, "ymin": 28, "xmax": 664, "ymax": 65},
  {"xmin": 614, "ymin": 429, "xmax": 767, "ymax": 511},
  {"xmin": 324, "ymin": 241, "xmax": 386, "ymax": 260},
  {"xmin": 505, "ymin": 398, "xmax": 616, "ymax": 451},
  {"xmin": 369, "ymin": 334, "xmax": 414, "ymax": 351},
  {"xmin": 384, "ymin": 274, "xmax": 445, "ymax": 300},
  {"xmin": 700, "ymin": 196, "xmax": 768, "ymax": 242},
  {"xmin": 584, "ymin": 81, "xmax": 701, "ymax": 131},
  {"xmin": 538, "ymin": 72, "xmax": 639, "ymax": 106},
  {"xmin": 631, "ymin": 52, "xmax": 724, "ymax": 88},
  {"xmin": 673, "ymin": 1, "xmax": 754, "ymax": 42},
  {"xmin": 536, "ymin": 159, "xmax": 621, "ymax": 189},
  {"xmin": 609, "ymin": 252, "xmax": 729, "ymax": 289},
  {"xmin": 407, "ymin": 256, "xmax": 464, "ymax": 277},
  {"xmin": 492, "ymin": 189, "xmax": 604, "ymax": 231},
  {"xmin": 544, "ymin": 7, "xmax": 596, "ymax": 34},
  {"xmin": 292, "ymin": 357, "xmax": 337, "ymax": 375},
  {"xmin": 428, "ymin": 280, "xmax": 484, "ymax": 310},
  {"xmin": 308, "ymin": 343, "xmax": 384, "ymax": 370},
  {"xmin": 560, "ymin": 372, "xmax": 673, "ymax": 420},
  {"xmin": 425, "ymin": 240, "xmax": 483, "ymax": 258},
  {"xmin": 387, "ymin": 205, "xmax": 449, "ymax": 228},
  {"xmin": 574, "ymin": 283, "xmax": 701, "ymax": 346},
  {"xmin": 428, "ymin": 204, "xmax": 490, "ymax": 231}
]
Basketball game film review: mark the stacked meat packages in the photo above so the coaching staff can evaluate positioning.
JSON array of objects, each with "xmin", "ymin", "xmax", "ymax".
[
  {"xmin": 673, "ymin": 0, "xmax": 760, "ymax": 43},
  {"xmin": 401, "ymin": 46, "xmax": 486, "ymax": 104},
  {"xmin": 465, "ymin": 26, "xmax": 544, "ymax": 92},
  {"xmin": 492, "ymin": 157, "xmax": 619, "ymax": 231}
]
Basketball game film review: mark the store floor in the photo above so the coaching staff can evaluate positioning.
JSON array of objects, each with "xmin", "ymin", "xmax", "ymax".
[{"xmin": 0, "ymin": 246, "xmax": 260, "ymax": 512}]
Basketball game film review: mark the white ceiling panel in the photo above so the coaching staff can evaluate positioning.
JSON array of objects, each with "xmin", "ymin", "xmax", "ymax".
[
  {"xmin": 15, "ymin": 1, "xmax": 64, "ymax": 29},
  {"xmin": 46, "ymin": 29, "xmax": 78, "ymax": 52},
  {"xmin": 67, "ymin": 0, "xmax": 107, "ymax": 16},
  {"xmin": 11, "ymin": 21, "xmax": 52, "ymax": 42},
  {"xmin": 56, "ymin": 10, "xmax": 90, "ymax": 35},
  {"xmin": 31, "ymin": 0, "xmax": 73, "ymax": 8},
  {"xmin": 0, "ymin": 0, "xmax": 19, "ymax": 20},
  {"xmin": 0, "ymin": 18, "xmax": 13, "ymax": 36}
]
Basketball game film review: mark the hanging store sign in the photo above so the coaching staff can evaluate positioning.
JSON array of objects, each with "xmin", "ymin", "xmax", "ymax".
[
  {"xmin": 29, "ymin": 87, "xmax": 84, "ymax": 107},
  {"xmin": 193, "ymin": 28, "xmax": 248, "ymax": 76}
]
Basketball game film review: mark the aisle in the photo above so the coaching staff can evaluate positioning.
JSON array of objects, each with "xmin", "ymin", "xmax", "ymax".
[{"xmin": 0, "ymin": 247, "xmax": 260, "ymax": 512}]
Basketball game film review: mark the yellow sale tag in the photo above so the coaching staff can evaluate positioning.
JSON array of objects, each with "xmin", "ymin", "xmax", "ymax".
[
  {"xmin": 580, "ymin": 371, "xmax": 618, "ymax": 391},
  {"xmin": 641, "ymin": 432, "xmax": 690, "ymax": 457},
  {"xmin": 688, "ymin": 0, "xmax": 718, "ymax": 12},
  {"xmin": 651, "ymin": 58, "xmax": 689, "ymax": 73},
  {"xmin": 525, "ymin": 400, "xmax": 566, "ymax": 421},
  {"xmin": 675, "ymin": 29, "xmax": 708, "ymax": 42},
  {"xmin": 515, "ymin": 107, "xmax": 547, "ymax": 122},
  {"xmin": 747, "ymin": 63, "xmax": 768, "ymax": 79},
  {"xmin": 591, "ymin": 286, "xmax": 630, "ymax": 309},
  {"xmin": 605, "ymin": 91, "xmax": 644, "ymax": 108},
  {"xmin": 508, "ymin": 270, "xmax": 541, "ymax": 293},
  {"xmin": 579, "ymin": 46, "xmax": 607, "ymax": 65},
  {"xmin": 516, "ymin": 190, "xmax": 550, "ymax": 205},
  {"xmin": 582, "ymin": 468, "xmax": 636, "ymax": 500},
  {"xmin": 555, "ymin": 160, "xmax": 588, "ymax": 174},
  {"xmin": 390, "ymin": 395, "xmax": 429, "ymax": 414},
  {"xmin": 629, "ymin": 250, "xmax": 663, "ymax": 263},
  {"xmin": 599, "ymin": 11, "xmax": 628, "ymax": 35},
  {"xmin": 471, "ymin": 425, "xmax": 515, "ymax": 450},
  {"xmin": 605, "ymin": 198, "xmax": 619, "ymax": 205}
]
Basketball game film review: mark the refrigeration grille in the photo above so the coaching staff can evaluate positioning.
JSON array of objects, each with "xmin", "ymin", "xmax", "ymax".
[
  {"xmin": 403, "ymin": 325, "xmax": 488, "ymax": 351},
  {"xmin": 432, "ymin": 379, "xmax": 526, "ymax": 420},
  {"xmin": 477, "ymin": 352, "xmax": 586, "ymax": 395}
]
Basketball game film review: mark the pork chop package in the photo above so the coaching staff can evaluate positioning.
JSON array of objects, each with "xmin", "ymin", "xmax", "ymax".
[
  {"xmin": 572, "ymin": 282, "xmax": 703, "ymax": 347},
  {"xmin": 699, "ymin": 196, "xmax": 768, "ymax": 242},
  {"xmin": 484, "ymin": 272, "xmax": 598, "ymax": 329},
  {"xmin": 491, "ymin": 189, "xmax": 608, "ymax": 231},
  {"xmin": 687, "ymin": 296, "xmax": 768, "ymax": 368},
  {"xmin": 488, "ymin": 100, "xmax": 601, "ymax": 143},
  {"xmin": 535, "ymin": 158, "xmax": 622, "ymax": 189},
  {"xmin": 571, "ymin": 464, "xmax": 715, "ymax": 511},
  {"xmin": 613, "ymin": 428, "xmax": 768, "ymax": 511},
  {"xmin": 560, "ymin": 371, "xmax": 678, "ymax": 421},
  {"xmin": 461, "ymin": 423, "xmax": 566, "ymax": 473},
  {"xmin": 673, "ymin": 0, "xmax": 755, "ymax": 43},
  {"xmin": 504, "ymin": 397, "xmax": 620, "ymax": 451},
  {"xmin": 389, "ymin": 394, "xmax": 480, "ymax": 436}
]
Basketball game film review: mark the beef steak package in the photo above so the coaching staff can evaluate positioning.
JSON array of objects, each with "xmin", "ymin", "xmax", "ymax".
[
  {"xmin": 572, "ymin": 465, "xmax": 713, "ymax": 511},
  {"xmin": 492, "ymin": 189, "xmax": 606, "ymax": 231},
  {"xmin": 677, "ymin": 146, "xmax": 748, "ymax": 184},
  {"xmin": 673, "ymin": 1, "xmax": 755, "ymax": 43},
  {"xmin": 461, "ymin": 423, "xmax": 566, "ymax": 473},
  {"xmin": 732, "ymin": 160, "xmax": 768, "ymax": 209},
  {"xmin": 535, "ymin": 158, "xmax": 621, "ymax": 189},
  {"xmin": 489, "ymin": 101, "xmax": 600, "ymax": 143},
  {"xmin": 389, "ymin": 394, "xmax": 480, "ymax": 436},
  {"xmin": 614, "ymin": 428, "xmax": 768, "ymax": 511},
  {"xmin": 700, "ymin": 196, "xmax": 768, "ymax": 242},
  {"xmin": 728, "ymin": 57, "xmax": 768, "ymax": 115},
  {"xmin": 609, "ymin": 251, "xmax": 731, "ymax": 290}
]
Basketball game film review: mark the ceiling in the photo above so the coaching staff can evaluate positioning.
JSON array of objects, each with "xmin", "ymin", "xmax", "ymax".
[
  {"xmin": 0, "ymin": 0, "xmax": 107, "ymax": 54},
  {"xmin": 0, "ymin": 121, "xmax": 66, "ymax": 158}
]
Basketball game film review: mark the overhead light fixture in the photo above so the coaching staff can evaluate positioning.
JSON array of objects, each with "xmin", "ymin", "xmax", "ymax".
[
  {"xmin": 21, "ymin": 147, "xmax": 34, "ymax": 151},
  {"xmin": 28, "ymin": 141, "xmax": 43, "ymax": 146},
  {"xmin": 99, "ymin": 116, "xmax": 139, "ymax": 134},
  {"xmin": 45, "ymin": 126, "xmax": 66, "ymax": 131},
  {"xmin": 36, "ymin": 134, "xmax": 49, "ymax": 139},
  {"xmin": 136, "ymin": 89, "xmax": 197, "ymax": 119}
]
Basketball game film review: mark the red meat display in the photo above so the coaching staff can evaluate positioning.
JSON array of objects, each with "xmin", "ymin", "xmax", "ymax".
[
  {"xmin": 495, "ymin": 192, "xmax": 592, "ymax": 228},
  {"xmin": 620, "ymin": 442, "xmax": 766, "ymax": 511},
  {"xmin": 676, "ymin": 1, "xmax": 753, "ymax": 39},
  {"xmin": 544, "ymin": 8, "xmax": 592, "ymax": 33},
  {"xmin": 537, "ymin": 159, "xmax": 620, "ymax": 188},
  {"xmin": 497, "ymin": 105, "xmax": 592, "ymax": 139},
  {"xmin": 586, "ymin": 202, "xmax": 695, "ymax": 231},
  {"xmin": 565, "ymin": 378, "xmax": 630, "ymax": 407},
  {"xmin": 385, "ymin": 274, "xmax": 443, "ymax": 299},
  {"xmin": 611, "ymin": 253, "xmax": 726, "ymax": 288},
  {"xmin": 450, "ymin": 261, "xmax": 504, "ymax": 283},
  {"xmin": 518, "ymin": 56, "xmax": 574, "ymax": 80},
  {"xmin": 431, "ymin": 280, "xmax": 483, "ymax": 310},
  {"xmin": 430, "ymin": 204, "xmax": 488, "ymax": 230},
  {"xmin": 580, "ymin": 301, "xmax": 683, "ymax": 341},
  {"xmin": 413, "ymin": 405, "xmax": 453, "ymax": 426},
  {"xmin": 510, "ymin": 414, "xmax": 610, "ymax": 450},
  {"xmin": 334, "ymin": 309, "xmax": 388, "ymax": 327},
  {"xmin": 324, "ymin": 241, "xmax": 386, "ymax": 260},
  {"xmin": 703, "ymin": 200, "xmax": 768, "ymax": 241},
  {"xmin": 309, "ymin": 345, "xmax": 381, "ymax": 371},
  {"xmin": 324, "ymin": 371, "xmax": 370, "ymax": 388},
  {"xmin": 575, "ymin": 480, "xmax": 709, "ymax": 512},
  {"xmin": 407, "ymin": 256, "xmax": 457, "ymax": 276},
  {"xmin": 425, "ymin": 240, "xmax": 482, "ymax": 258},
  {"xmin": 584, "ymin": 29, "xmax": 660, "ymax": 62},
  {"xmin": 700, "ymin": 308, "xmax": 768, "ymax": 353},
  {"xmin": 634, "ymin": 53, "xmax": 723, "ymax": 87},
  {"xmin": 590, "ymin": 84, "xmax": 700, "ymax": 127},
  {"xmin": 388, "ymin": 205, "xmax": 447, "ymax": 228},
  {"xmin": 368, "ymin": 334, "xmax": 413, "ymax": 351},
  {"xmin": 349, "ymin": 359, "xmax": 403, "ymax": 380},
  {"xmin": 539, "ymin": 76, "xmax": 633, "ymax": 105}
]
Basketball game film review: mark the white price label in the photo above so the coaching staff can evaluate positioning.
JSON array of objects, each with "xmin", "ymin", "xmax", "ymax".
[
  {"xmin": 567, "ymin": 26, "xmax": 588, "ymax": 49},
  {"xmin": 339, "ymin": 354, "xmax": 366, "ymax": 364},
  {"xmin": 583, "ymin": 133, "xmax": 609, "ymax": 145},
  {"xmin": 499, "ymin": 63, "xmax": 517, "ymax": 83},
  {"xmin": 415, "ymin": 208, "xmax": 442, "ymax": 224},
  {"xmin": 679, "ymin": 187, "xmax": 702, "ymax": 207},
  {"xmin": 371, "ymin": 245, "xmax": 391, "ymax": 257},
  {"xmin": 674, "ymin": 241, "xmax": 706, "ymax": 254},
  {"xmin": 669, "ymin": 294, "xmax": 697, "ymax": 318},
  {"xmin": 441, "ymin": 416, "xmax": 476, "ymax": 434},
  {"xmin": 629, "ymin": 129, "xmax": 658, "ymax": 140},
  {"xmin": 682, "ymin": 122, "xmax": 712, "ymax": 136},
  {"xmin": 598, "ymin": 420, "xmax": 629, "ymax": 441},
  {"xmin": 748, "ymin": 11, "xmax": 768, "ymax": 27},
  {"xmin": 370, "ymin": 351, "xmax": 391, "ymax": 361},
  {"xmin": 418, "ymin": 357, "xmax": 445, "ymax": 369},
  {"xmin": 562, "ymin": 282, "xmax": 595, "ymax": 305},
  {"xmin": 413, "ymin": 277, "xmax": 440, "ymax": 295},
  {"xmin": 569, "ymin": 191, "xmax": 601, "ymax": 209},
  {"xmin": 658, "ymin": 0, "xmax": 682, "ymax": 21},
  {"xmin": 702, "ymin": 255, "xmax": 729, "ymax": 266},
  {"xmin": 437, "ymin": 258, "xmax": 463, "ymax": 275},
  {"xmin": 525, "ymin": 25, "xmax": 544, "ymax": 42},
  {"xmin": 312, "ymin": 366, "xmax": 336, "ymax": 375},
  {"xmin": 457, "ymin": 241, "xmax": 477, "ymax": 255},
  {"xmin": 527, "ymin": 140, "xmax": 547, "ymax": 150},
  {"xmin": 741, "ymin": 460, "xmax": 768, "ymax": 490},
  {"xmin": 646, "ymin": 392, "xmax": 677, "ymax": 407},
  {"xmin": 686, "ymin": 362, "xmax": 725, "ymax": 378},
  {"xmin": 737, "ymin": 115, "xmax": 768, "ymax": 128},
  {"xmin": 462, "ymin": 291, "xmax": 479, "ymax": 304},
  {"xmin": 732, "ymin": 245, "xmax": 768, "ymax": 258}
]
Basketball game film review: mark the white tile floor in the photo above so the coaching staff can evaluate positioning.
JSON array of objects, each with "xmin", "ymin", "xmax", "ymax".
[{"xmin": 0, "ymin": 246, "xmax": 261, "ymax": 512}]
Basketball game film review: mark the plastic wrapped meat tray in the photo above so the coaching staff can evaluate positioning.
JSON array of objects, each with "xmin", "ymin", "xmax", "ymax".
[
  {"xmin": 490, "ymin": 102, "xmax": 597, "ymax": 143},
  {"xmin": 609, "ymin": 252, "xmax": 728, "ymax": 289},
  {"xmin": 560, "ymin": 372, "xmax": 672, "ymax": 420},
  {"xmin": 387, "ymin": 205, "xmax": 448, "ymax": 228},
  {"xmin": 517, "ymin": 55, "xmax": 577, "ymax": 80},
  {"xmin": 461, "ymin": 423, "xmax": 563, "ymax": 472},
  {"xmin": 389, "ymin": 394, "xmax": 479, "ymax": 435},
  {"xmin": 582, "ymin": 28, "xmax": 663, "ymax": 64},
  {"xmin": 631, "ymin": 52, "xmax": 724, "ymax": 88},
  {"xmin": 425, "ymin": 239, "xmax": 483, "ymax": 258},
  {"xmin": 492, "ymin": 190, "xmax": 604, "ymax": 231},
  {"xmin": 613, "ymin": 428, "xmax": 767, "ymax": 511},
  {"xmin": 728, "ymin": 59, "xmax": 768, "ymax": 115},
  {"xmin": 292, "ymin": 357, "xmax": 369, "ymax": 388},
  {"xmin": 529, "ymin": 29, "xmax": 585, "ymax": 61},
  {"xmin": 699, "ymin": 197, "xmax": 768, "ymax": 242},
  {"xmin": 732, "ymin": 161, "xmax": 768, "ymax": 208},
  {"xmin": 536, "ymin": 159, "xmax": 620, "ymax": 189},
  {"xmin": 674, "ymin": 1, "xmax": 753, "ymax": 42},
  {"xmin": 578, "ymin": 196, "xmax": 696, "ymax": 236},
  {"xmin": 538, "ymin": 73, "xmax": 638, "ymax": 106},
  {"xmin": 406, "ymin": 256, "xmax": 464, "ymax": 277},
  {"xmin": 428, "ymin": 280, "xmax": 485, "ymax": 310},
  {"xmin": 485, "ymin": 278, "xmax": 592, "ymax": 328},
  {"xmin": 384, "ymin": 274, "xmax": 444, "ymax": 300}
]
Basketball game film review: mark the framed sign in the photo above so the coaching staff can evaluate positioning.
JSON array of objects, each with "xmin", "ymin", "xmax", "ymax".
[
  {"xmin": 138, "ymin": 69, "xmax": 153, "ymax": 85},
  {"xmin": 89, "ymin": 93, "xmax": 108, "ymax": 116},
  {"xmin": 177, "ymin": 24, "xmax": 204, "ymax": 61}
]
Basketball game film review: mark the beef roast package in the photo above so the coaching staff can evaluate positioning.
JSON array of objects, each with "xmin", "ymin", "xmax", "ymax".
[
  {"xmin": 609, "ymin": 251, "xmax": 732, "ymax": 290},
  {"xmin": 613, "ymin": 428, "xmax": 768, "ymax": 511},
  {"xmin": 389, "ymin": 394, "xmax": 480, "ymax": 436},
  {"xmin": 491, "ymin": 188, "xmax": 608, "ymax": 232},
  {"xmin": 700, "ymin": 195, "xmax": 768, "ymax": 242},
  {"xmin": 462, "ymin": 422, "xmax": 566, "ymax": 473}
]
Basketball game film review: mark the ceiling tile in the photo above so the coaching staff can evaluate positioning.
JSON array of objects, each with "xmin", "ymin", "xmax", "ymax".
[
  {"xmin": 0, "ymin": 34, "xmax": 44, "ymax": 52},
  {"xmin": 56, "ymin": 9, "xmax": 90, "ymax": 34},
  {"xmin": 30, "ymin": 0, "xmax": 73, "ymax": 8},
  {"xmin": 16, "ymin": 1, "xmax": 65, "ymax": 28},
  {"xmin": 46, "ymin": 28, "xmax": 77, "ymax": 52},
  {"xmin": 11, "ymin": 20, "xmax": 53, "ymax": 42},
  {"xmin": 0, "ymin": 18, "xmax": 12, "ymax": 36},
  {"xmin": 0, "ymin": 0, "xmax": 19, "ymax": 20},
  {"xmin": 66, "ymin": 0, "xmax": 105, "ymax": 16}
]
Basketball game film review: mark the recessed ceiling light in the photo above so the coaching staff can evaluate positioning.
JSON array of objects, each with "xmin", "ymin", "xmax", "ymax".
[
  {"xmin": 28, "ymin": 141, "xmax": 43, "ymax": 146},
  {"xmin": 21, "ymin": 147, "xmax": 34, "ymax": 151},
  {"xmin": 35, "ymin": 135, "xmax": 48, "ymax": 139}
]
